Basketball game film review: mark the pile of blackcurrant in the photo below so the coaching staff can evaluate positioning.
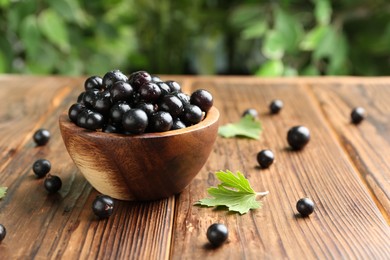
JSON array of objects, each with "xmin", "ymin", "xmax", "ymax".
[{"xmin": 68, "ymin": 70, "xmax": 213, "ymax": 134}]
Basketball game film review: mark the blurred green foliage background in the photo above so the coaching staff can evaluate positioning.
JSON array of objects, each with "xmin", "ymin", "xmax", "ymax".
[{"xmin": 0, "ymin": 0, "xmax": 389, "ymax": 76}]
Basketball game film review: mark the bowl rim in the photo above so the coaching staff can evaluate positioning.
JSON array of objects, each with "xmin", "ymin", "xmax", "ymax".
[{"xmin": 59, "ymin": 106, "xmax": 220, "ymax": 139}]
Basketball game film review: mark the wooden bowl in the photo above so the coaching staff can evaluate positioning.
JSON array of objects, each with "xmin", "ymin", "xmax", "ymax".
[{"xmin": 59, "ymin": 107, "xmax": 219, "ymax": 201}]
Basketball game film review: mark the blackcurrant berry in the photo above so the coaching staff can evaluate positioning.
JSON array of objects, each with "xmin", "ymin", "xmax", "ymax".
[
  {"xmin": 0, "ymin": 224, "xmax": 6, "ymax": 242},
  {"xmin": 269, "ymin": 99, "xmax": 283, "ymax": 114},
  {"xmin": 122, "ymin": 109, "xmax": 149, "ymax": 134},
  {"xmin": 92, "ymin": 91, "xmax": 112, "ymax": 114},
  {"xmin": 68, "ymin": 103, "xmax": 85, "ymax": 123},
  {"xmin": 103, "ymin": 124, "xmax": 119, "ymax": 133},
  {"xmin": 33, "ymin": 129, "xmax": 51, "ymax": 146},
  {"xmin": 77, "ymin": 109, "xmax": 91, "ymax": 128},
  {"xmin": 287, "ymin": 126, "xmax": 310, "ymax": 150},
  {"xmin": 110, "ymin": 81, "xmax": 133, "ymax": 103},
  {"xmin": 159, "ymin": 94, "xmax": 183, "ymax": 118},
  {"xmin": 102, "ymin": 69, "xmax": 128, "ymax": 88},
  {"xmin": 82, "ymin": 89, "xmax": 99, "ymax": 108},
  {"xmin": 206, "ymin": 223, "xmax": 228, "ymax": 247},
  {"xmin": 181, "ymin": 105, "xmax": 203, "ymax": 125},
  {"xmin": 165, "ymin": 81, "xmax": 181, "ymax": 92},
  {"xmin": 174, "ymin": 92, "xmax": 190, "ymax": 106},
  {"xmin": 190, "ymin": 89, "xmax": 213, "ymax": 112},
  {"xmin": 257, "ymin": 149, "xmax": 274, "ymax": 168},
  {"xmin": 92, "ymin": 195, "xmax": 115, "ymax": 219},
  {"xmin": 85, "ymin": 112, "xmax": 105, "ymax": 130},
  {"xmin": 128, "ymin": 71, "xmax": 152, "ymax": 90},
  {"xmin": 109, "ymin": 102, "xmax": 131, "ymax": 125},
  {"xmin": 32, "ymin": 159, "xmax": 51, "ymax": 178},
  {"xmin": 139, "ymin": 82, "xmax": 161, "ymax": 102},
  {"xmin": 136, "ymin": 102, "xmax": 156, "ymax": 116},
  {"xmin": 156, "ymin": 82, "xmax": 171, "ymax": 97},
  {"xmin": 351, "ymin": 107, "xmax": 366, "ymax": 124},
  {"xmin": 149, "ymin": 111, "xmax": 173, "ymax": 132},
  {"xmin": 242, "ymin": 108, "xmax": 258, "ymax": 119},
  {"xmin": 171, "ymin": 118, "xmax": 186, "ymax": 130},
  {"xmin": 44, "ymin": 175, "xmax": 62, "ymax": 193},
  {"xmin": 296, "ymin": 198, "xmax": 315, "ymax": 217},
  {"xmin": 84, "ymin": 76, "xmax": 103, "ymax": 91},
  {"xmin": 151, "ymin": 75, "xmax": 162, "ymax": 82}
]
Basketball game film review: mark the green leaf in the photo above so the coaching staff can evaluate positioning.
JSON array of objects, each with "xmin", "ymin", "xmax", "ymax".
[
  {"xmin": 314, "ymin": 0, "xmax": 332, "ymax": 25},
  {"xmin": 38, "ymin": 9, "xmax": 70, "ymax": 52},
  {"xmin": 274, "ymin": 8, "xmax": 304, "ymax": 53},
  {"xmin": 256, "ymin": 59, "xmax": 284, "ymax": 77},
  {"xmin": 242, "ymin": 21, "xmax": 267, "ymax": 39},
  {"xmin": 262, "ymin": 30, "xmax": 285, "ymax": 59},
  {"xmin": 300, "ymin": 25, "xmax": 328, "ymax": 51},
  {"xmin": 218, "ymin": 115, "xmax": 262, "ymax": 140},
  {"xmin": 0, "ymin": 187, "xmax": 7, "ymax": 199},
  {"xmin": 195, "ymin": 170, "xmax": 268, "ymax": 215},
  {"xmin": 20, "ymin": 15, "xmax": 41, "ymax": 59}
]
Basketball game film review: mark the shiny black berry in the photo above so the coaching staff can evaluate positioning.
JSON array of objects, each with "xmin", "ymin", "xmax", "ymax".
[
  {"xmin": 156, "ymin": 82, "xmax": 171, "ymax": 96},
  {"xmin": 149, "ymin": 111, "xmax": 173, "ymax": 132},
  {"xmin": 102, "ymin": 69, "xmax": 128, "ymax": 88},
  {"xmin": 68, "ymin": 103, "xmax": 85, "ymax": 123},
  {"xmin": 159, "ymin": 94, "xmax": 183, "ymax": 118},
  {"xmin": 109, "ymin": 102, "xmax": 131, "ymax": 125},
  {"xmin": 171, "ymin": 118, "xmax": 186, "ymax": 130},
  {"xmin": 32, "ymin": 159, "xmax": 51, "ymax": 178},
  {"xmin": 269, "ymin": 99, "xmax": 283, "ymax": 114},
  {"xmin": 44, "ymin": 175, "xmax": 62, "ymax": 193},
  {"xmin": 136, "ymin": 102, "xmax": 156, "ymax": 116},
  {"xmin": 82, "ymin": 89, "xmax": 99, "ymax": 108},
  {"xmin": 92, "ymin": 195, "xmax": 115, "ymax": 219},
  {"xmin": 102, "ymin": 124, "xmax": 119, "ymax": 133},
  {"xmin": 166, "ymin": 81, "xmax": 181, "ymax": 92},
  {"xmin": 110, "ymin": 81, "xmax": 134, "ymax": 103},
  {"xmin": 257, "ymin": 149, "xmax": 274, "ymax": 168},
  {"xmin": 296, "ymin": 198, "xmax": 315, "ymax": 217},
  {"xmin": 242, "ymin": 108, "xmax": 258, "ymax": 119},
  {"xmin": 84, "ymin": 76, "xmax": 103, "ymax": 91},
  {"xmin": 151, "ymin": 75, "xmax": 162, "ymax": 82},
  {"xmin": 122, "ymin": 109, "xmax": 149, "ymax": 134},
  {"xmin": 33, "ymin": 129, "xmax": 51, "ymax": 146},
  {"xmin": 0, "ymin": 224, "xmax": 6, "ymax": 242},
  {"xmin": 351, "ymin": 107, "xmax": 366, "ymax": 124},
  {"xmin": 174, "ymin": 92, "xmax": 190, "ymax": 106},
  {"xmin": 85, "ymin": 112, "xmax": 105, "ymax": 130},
  {"xmin": 92, "ymin": 91, "xmax": 112, "ymax": 114},
  {"xmin": 287, "ymin": 126, "xmax": 310, "ymax": 150},
  {"xmin": 139, "ymin": 82, "xmax": 161, "ymax": 102},
  {"xmin": 206, "ymin": 223, "xmax": 228, "ymax": 247},
  {"xmin": 77, "ymin": 109, "xmax": 91, "ymax": 128},
  {"xmin": 128, "ymin": 71, "xmax": 152, "ymax": 90},
  {"xmin": 182, "ymin": 105, "xmax": 203, "ymax": 125},
  {"xmin": 190, "ymin": 89, "xmax": 213, "ymax": 112}
]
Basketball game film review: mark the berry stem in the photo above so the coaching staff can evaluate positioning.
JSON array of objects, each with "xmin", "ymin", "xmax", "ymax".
[{"xmin": 256, "ymin": 191, "xmax": 269, "ymax": 197}]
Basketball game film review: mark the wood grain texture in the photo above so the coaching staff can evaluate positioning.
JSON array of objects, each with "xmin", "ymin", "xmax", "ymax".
[
  {"xmin": 171, "ymin": 77, "xmax": 390, "ymax": 259},
  {"xmin": 0, "ymin": 75, "xmax": 174, "ymax": 259},
  {"xmin": 311, "ymin": 82, "xmax": 390, "ymax": 221},
  {"xmin": 0, "ymin": 75, "xmax": 389, "ymax": 259}
]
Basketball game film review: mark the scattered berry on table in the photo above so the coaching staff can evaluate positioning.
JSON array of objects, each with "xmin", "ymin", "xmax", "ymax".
[
  {"xmin": 0, "ymin": 224, "xmax": 6, "ymax": 242},
  {"xmin": 287, "ymin": 126, "xmax": 310, "ymax": 150},
  {"xmin": 206, "ymin": 223, "xmax": 228, "ymax": 247},
  {"xmin": 44, "ymin": 175, "xmax": 62, "ymax": 193},
  {"xmin": 32, "ymin": 159, "xmax": 51, "ymax": 178},
  {"xmin": 296, "ymin": 197, "xmax": 315, "ymax": 217},
  {"xmin": 257, "ymin": 149, "xmax": 274, "ymax": 168},
  {"xmin": 350, "ymin": 107, "xmax": 366, "ymax": 124},
  {"xmin": 269, "ymin": 99, "xmax": 283, "ymax": 114},
  {"xmin": 92, "ymin": 195, "xmax": 115, "ymax": 219},
  {"xmin": 242, "ymin": 108, "xmax": 258, "ymax": 119},
  {"xmin": 33, "ymin": 129, "xmax": 51, "ymax": 146}
]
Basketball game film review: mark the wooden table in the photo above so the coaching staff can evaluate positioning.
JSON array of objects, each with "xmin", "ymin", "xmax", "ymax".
[{"xmin": 0, "ymin": 75, "xmax": 389, "ymax": 259}]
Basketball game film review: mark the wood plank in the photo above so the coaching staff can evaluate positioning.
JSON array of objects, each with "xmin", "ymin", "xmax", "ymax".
[
  {"xmin": 171, "ymin": 78, "xmax": 390, "ymax": 259},
  {"xmin": 0, "ymin": 76, "xmax": 174, "ymax": 259},
  {"xmin": 311, "ymin": 82, "xmax": 390, "ymax": 221}
]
